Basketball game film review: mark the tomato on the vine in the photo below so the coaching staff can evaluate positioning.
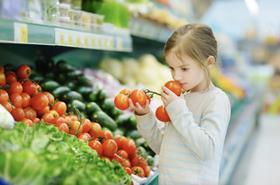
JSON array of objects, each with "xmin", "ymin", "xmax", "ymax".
[
  {"xmin": 165, "ymin": 80, "xmax": 182, "ymax": 96},
  {"xmin": 16, "ymin": 64, "xmax": 31, "ymax": 79},
  {"xmin": 130, "ymin": 90, "xmax": 148, "ymax": 107},
  {"xmin": 114, "ymin": 94, "xmax": 129, "ymax": 110},
  {"xmin": 155, "ymin": 105, "xmax": 170, "ymax": 122}
]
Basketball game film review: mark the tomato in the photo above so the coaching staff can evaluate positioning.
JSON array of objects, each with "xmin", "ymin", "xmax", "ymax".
[
  {"xmin": 16, "ymin": 64, "xmax": 31, "ymax": 79},
  {"xmin": 115, "ymin": 135, "xmax": 128, "ymax": 149},
  {"xmin": 43, "ymin": 92, "xmax": 54, "ymax": 105},
  {"xmin": 10, "ymin": 93, "xmax": 23, "ymax": 108},
  {"xmin": 131, "ymin": 155, "xmax": 147, "ymax": 168},
  {"xmin": 32, "ymin": 117, "xmax": 40, "ymax": 124},
  {"xmin": 117, "ymin": 150, "xmax": 128, "ymax": 159},
  {"xmin": 0, "ymin": 89, "xmax": 9, "ymax": 103},
  {"xmin": 1, "ymin": 101, "xmax": 13, "ymax": 112},
  {"xmin": 78, "ymin": 133, "xmax": 91, "ymax": 142},
  {"xmin": 78, "ymin": 119, "xmax": 91, "ymax": 133},
  {"xmin": 11, "ymin": 107, "xmax": 25, "ymax": 121},
  {"xmin": 89, "ymin": 139, "xmax": 103, "ymax": 156},
  {"xmin": 5, "ymin": 71, "xmax": 17, "ymax": 84},
  {"xmin": 9, "ymin": 81, "xmax": 23, "ymax": 94},
  {"xmin": 119, "ymin": 89, "xmax": 131, "ymax": 96},
  {"xmin": 52, "ymin": 101, "xmax": 67, "ymax": 116},
  {"xmin": 102, "ymin": 139, "xmax": 118, "ymax": 158},
  {"xmin": 53, "ymin": 117, "xmax": 66, "ymax": 127},
  {"xmin": 37, "ymin": 106, "xmax": 50, "ymax": 116},
  {"xmin": 114, "ymin": 94, "xmax": 129, "ymax": 110},
  {"xmin": 30, "ymin": 93, "xmax": 49, "ymax": 111},
  {"xmin": 23, "ymin": 80, "xmax": 38, "ymax": 95},
  {"xmin": 121, "ymin": 159, "xmax": 131, "ymax": 168},
  {"xmin": 130, "ymin": 90, "xmax": 148, "ymax": 107},
  {"xmin": 155, "ymin": 105, "xmax": 170, "ymax": 122},
  {"xmin": 69, "ymin": 120, "xmax": 80, "ymax": 135},
  {"xmin": 125, "ymin": 167, "xmax": 132, "ymax": 175},
  {"xmin": 104, "ymin": 130, "xmax": 113, "ymax": 140},
  {"xmin": 21, "ymin": 93, "xmax": 30, "ymax": 107},
  {"xmin": 24, "ymin": 107, "xmax": 37, "ymax": 120},
  {"xmin": 112, "ymin": 153, "xmax": 124, "ymax": 163},
  {"xmin": 89, "ymin": 122, "xmax": 102, "ymax": 138},
  {"xmin": 0, "ymin": 67, "xmax": 6, "ymax": 86},
  {"xmin": 58, "ymin": 123, "xmax": 69, "ymax": 134},
  {"xmin": 122, "ymin": 139, "xmax": 136, "ymax": 158},
  {"xmin": 143, "ymin": 165, "xmax": 151, "ymax": 177},
  {"xmin": 22, "ymin": 118, "xmax": 33, "ymax": 126},
  {"xmin": 164, "ymin": 80, "xmax": 182, "ymax": 96},
  {"xmin": 131, "ymin": 166, "xmax": 145, "ymax": 178}
]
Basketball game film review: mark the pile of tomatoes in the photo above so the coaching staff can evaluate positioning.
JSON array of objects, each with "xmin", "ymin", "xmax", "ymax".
[
  {"xmin": 0, "ymin": 64, "xmax": 151, "ymax": 178},
  {"xmin": 114, "ymin": 80, "xmax": 182, "ymax": 122}
]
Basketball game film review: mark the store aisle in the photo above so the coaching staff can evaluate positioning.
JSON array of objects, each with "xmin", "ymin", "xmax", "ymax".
[{"xmin": 229, "ymin": 114, "xmax": 280, "ymax": 185}]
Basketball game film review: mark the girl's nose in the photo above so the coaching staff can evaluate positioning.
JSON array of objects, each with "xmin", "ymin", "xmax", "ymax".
[{"xmin": 173, "ymin": 71, "xmax": 182, "ymax": 81}]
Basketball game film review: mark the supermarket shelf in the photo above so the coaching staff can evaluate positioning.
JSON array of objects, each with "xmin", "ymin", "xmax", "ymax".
[
  {"xmin": 129, "ymin": 17, "xmax": 172, "ymax": 43},
  {"xmin": 0, "ymin": 18, "xmax": 132, "ymax": 52}
]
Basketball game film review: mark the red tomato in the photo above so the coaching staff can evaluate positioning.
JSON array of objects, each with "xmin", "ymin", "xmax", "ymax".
[
  {"xmin": 52, "ymin": 101, "xmax": 67, "ymax": 116},
  {"xmin": 131, "ymin": 166, "xmax": 145, "ymax": 178},
  {"xmin": 24, "ymin": 107, "xmax": 37, "ymax": 120},
  {"xmin": 121, "ymin": 159, "xmax": 131, "ymax": 168},
  {"xmin": 119, "ymin": 89, "xmax": 131, "ymax": 96},
  {"xmin": 89, "ymin": 122, "xmax": 102, "ymax": 138},
  {"xmin": 69, "ymin": 120, "xmax": 80, "ymax": 135},
  {"xmin": 11, "ymin": 107, "xmax": 25, "ymax": 121},
  {"xmin": 53, "ymin": 117, "xmax": 66, "ymax": 127},
  {"xmin": 58, "ymin": 123, "xmax": 69, "ymax": 134},
  {"xmin": 78, "ymin": 133, "xmax": 91, "ymax": 142},
  {"xmin": 164, "ymin": 80, "xmax": 182, "ymax": 96},
  {"xmin": 37, "ymin": 106, "xmax": 50, "ymax": 116},
  {"xmin": 155, "ymin": 105, "xmax": 170, "ymax": 122},
  {"xmin": 115, "ymin": 135, "xmax": 128, "ymax": 149},
  {"xmin": 125, "ymin": 167, "xmax": 132, "ymax": 175},
  {"xmin": 16, "ymin": 64, "xmax": 31, "ymax": 79},
  {"xmin": 1, "ymin": 101, "xmax": 13, "ymax": 112},
  {"xmin": 143, "ymin": 165, "xmax": 151, "ymax": 177},
  {"xmin": 10, "ymin": 93, "xmax": 23, "ymax": 108},
  {"xmin": 131, "ymin": 155, "xmax": 148, "ymax": 168},
  {"xmin": 43, "ymin": 92, "xmax": 54, "ymax": 105},
  {"xmin": 9, "ymin": 81, "xmax": 23, "ymax": 94},
  {"xmin": 23, "ymin": 80, "xmax": 38, "ymax": 95},
  {"xmin": 0, "ymin": 89, "xmax": 9, "ymax": 103},
  {"xmin": 102, "ymin": 139, "xmax": 118, "ymax": 158},
  {"xmin": 89, "ymin": 139, "xmax": 103, "ymax": 156},
  {"xmin": 32, "ymin": 117, "xmax": 40, "ymax": 124},
  {"xmin": 114, "ymin": 94, "xmax": 129, "ymax": 110},
  {"xmin": 30, "ymin": 93, "xmax": 49, "ymax": 111},
  {"xmin": 122, "ymin": 139, "xmax": 136, "ymax": 158},
  {"xmin": 112, "ymin": 153, "xmax": 124, "ymax": 163},
  {"xmin": 130, "ymin": 90, "xmax": 148, "ymax": 107},
  {"xmin": 21, "ymin": 93, "xmax": 30, "ymax": 107},
  {"xmin": 0, "ymin": 67, "xmax": 6, "ymax": 86},
  {"xmin": 117, "ymin": 150, "xmax": 128, "ymax": 159},
  {"xmin": 5, "ymin": 71, "xmax": 17, "ymax": 84},
  {"xmin": 78, "ymin": 118, "xmax": 91, "ymax": 133},
  {"xmin": 104, "ymin": 130, "xmax": 113, "ymax": 140},
  {"xmin": 22, "ymin": 118, "xmax": 33, "ymax": 126}
]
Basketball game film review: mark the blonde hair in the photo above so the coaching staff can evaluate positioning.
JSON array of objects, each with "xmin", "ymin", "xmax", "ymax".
[{"xmin": 164, "ymin": 24, "xmax": 217, "ymax": 87}]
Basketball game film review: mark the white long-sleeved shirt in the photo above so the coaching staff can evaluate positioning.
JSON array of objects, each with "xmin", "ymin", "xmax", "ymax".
[{"xmin": 136, "ymin": 85, "xmax": 231, "ymax": 185}]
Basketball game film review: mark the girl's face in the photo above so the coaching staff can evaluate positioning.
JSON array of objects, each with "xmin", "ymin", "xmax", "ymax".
[{"xmin": 165, "ymin": 52, "xmax": 208, "ymax": 92}]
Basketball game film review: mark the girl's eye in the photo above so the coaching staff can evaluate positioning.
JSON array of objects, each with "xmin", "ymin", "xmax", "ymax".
[{"xmin": 182, "ymin": 68, "xmax": 189, "ymax": 71}]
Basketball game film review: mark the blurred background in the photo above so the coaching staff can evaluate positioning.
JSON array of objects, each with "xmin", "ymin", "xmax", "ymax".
[{"xmin": 0, "ymin": 0, "xmax": 279, "ymax": 185}]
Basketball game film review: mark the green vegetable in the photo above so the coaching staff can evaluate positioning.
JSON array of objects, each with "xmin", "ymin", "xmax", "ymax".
[
  {"xmin": 91, "ymin": 111, "xmax": 117, "ymax": 131},
  {"xmin": 41, "ymin": 80, "xmax": 60, "ymax": 92}
]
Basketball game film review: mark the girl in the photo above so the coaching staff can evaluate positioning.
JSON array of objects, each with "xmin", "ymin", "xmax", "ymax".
[{"xmin": 129, "ymin": 24, "xmax": 231, "ymax": 185}]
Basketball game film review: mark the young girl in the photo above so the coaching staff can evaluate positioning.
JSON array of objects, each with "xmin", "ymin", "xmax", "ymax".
[{"xmin": 129, "ymin": 24, "xmax": 231, "ymax": 185}]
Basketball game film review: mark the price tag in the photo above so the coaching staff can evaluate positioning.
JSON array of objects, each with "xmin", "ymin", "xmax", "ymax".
[
  {"xmin": 59, "ymin": 32, "xmax": 65, "ymax": 45},
  {"xmin": 68, "ymin": 33, "xmax": 73, "ymax": 46},
  {"xmin": 14, "ymin": 23, "xmax": 28, "ymax": 43},
  {"xmin": 84, "ymin": 36, "xmax": 89, "ymax": 48},
  {"xmin": 76, "ymin": 35, "xmax": 82, "ymax": 47}
]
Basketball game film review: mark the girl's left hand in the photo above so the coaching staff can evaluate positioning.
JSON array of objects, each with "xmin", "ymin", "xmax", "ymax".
[{"xmin": 161, "ymin": 86, "xmax": 182, "ymax": 106}]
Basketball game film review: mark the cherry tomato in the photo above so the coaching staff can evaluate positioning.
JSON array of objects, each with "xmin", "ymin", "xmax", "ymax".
[
  {"xmin": 24, "ymin": 107, "xmax": 37, "ymax": 120},
  {"xmin": 10, "ymin": 93, "xmax": 23, "ymax": 108},
  {"xmin": 52, "ymin": 101, "xmax": 67, "ymax": 116},
  {"xmin": 131, "ymin": 166, "xmax": 145, "ymax": 178},
  {"xmin": 5, "ymin": 71, "xmax": 17, "ymax": 84},
  {"xmin": 23, "ymin": 80, "xmax": 38, "ymax": 96},
  {"xmin": 30, "ymin": 93, "xmax": 49, "ymax": 111},
  {"xmin": 21, "ymin": 93, "xmax": 30, "ymax": 107},
  {"xmin": 117, "ymin": 150, "xmax": 128, "ymax": 159},
  {"xmin": 102, "ymin": 139, "xmax": 118, "ymax": 158},
  {"xmin": 89, "ymin": 139, "xmax": 103, "ymax": 156},
  {"xmin": 155, "ymin": 105, "xmax": 170, "ymax": 122},
  {"xmin": 119, "ymin": 89, "xmax": 131, "ymax": 96},
  {"xmin": 114, "ymin": 94, "xmax": 129, "ymax": 110},
  {"xmin": 122, "ymin": 139, "xmax": 136, "ymax": 158},
  {"xmin": 0, "ymin": 89, "xmax": 9, "ymax": 103},
  {"xmin": 164, "ymin": 80, "xmax": 182, "ymax": 96},
  {"xmin": 9, "ymin": 81, "xmax": 23, "ymax": 94},
  {"xmin": 58, "ymin": 123, "xmax": 69, "ymax": 134},
  {"xmin": 130, "ymin": 90, "xmax": 148, "ymax": 107},
  {"xmin": 16, "ymin": 64, "xmax": 31, "ymax": 79},
  {"xmin": 11, "ymin": 107, "xmax": 25, "ymax": 121},
  {"xmin": 89, "ymin": 122, "xmax": 102, "ymax": 138}
]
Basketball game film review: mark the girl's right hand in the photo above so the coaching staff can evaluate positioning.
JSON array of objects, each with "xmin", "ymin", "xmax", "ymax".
[{"xmin": 128, "ymin": 99, "xmax": 150, "ymax": 116}]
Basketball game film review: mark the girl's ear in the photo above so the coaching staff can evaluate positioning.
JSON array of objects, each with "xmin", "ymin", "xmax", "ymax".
[{"xmin": 207, "ymin": 56, "xmax": 216, "ymax": 66}]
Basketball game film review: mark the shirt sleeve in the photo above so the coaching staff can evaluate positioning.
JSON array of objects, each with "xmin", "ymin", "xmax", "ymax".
[
  {"xmin": 136, "ymin": 112, "xmax": 165, "ymax": 154},
  {"xmin": 165, "ymin": 93, "xmax": 231, "ymax": 161}
]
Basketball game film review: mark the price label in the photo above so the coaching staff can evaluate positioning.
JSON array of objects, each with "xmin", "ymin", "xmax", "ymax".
[
  {"xmin": 14, "ymin": 23, "xmax": 28, "ymax": 43},
  {"xmin": 68, "ymin": 34, "xmax": 73, "ymax": 46},
  {"xmin": 84, "ymin": 36, "xmax": 89, "ymax": 47},
  {"xmin": 76, "ymin": 35, "xmax": 82, "ymax": 47},
  {"xmin": 59, "ymin": 32, "xmax": 65, "ymax": 45}
]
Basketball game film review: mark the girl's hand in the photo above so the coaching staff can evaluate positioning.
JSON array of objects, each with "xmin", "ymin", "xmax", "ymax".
[
  {"xmin": 161, "ymin": 86, "xmax": 181, "ymax": 106},
  {"xmin": 128, "ymin": 99, "xmax": 151, "ymax": 116}
]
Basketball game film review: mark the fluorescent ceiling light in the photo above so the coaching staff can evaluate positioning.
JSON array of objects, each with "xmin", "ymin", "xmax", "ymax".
[{"xmin": 244, "ymin": 0, "xmax": 259, "ymax": 16}]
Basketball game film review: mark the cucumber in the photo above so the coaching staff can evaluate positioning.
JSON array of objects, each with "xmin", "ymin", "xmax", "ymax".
[
  {"xmin": 52, "ymin": 86, "xmax": 71, "ymax": 98},
  {"xmin": 115, "ymin": 113, "xmax": 137, "ymax": 130},
  {"xmin": 56, "ymin": 60, "xmax": 75, "ymax": 72},
  {"xmin": 76, "ymin": 86, "xmax": 92, "ymax": 99},
  {"xmin": 41, "ymin": 80, "xmax": 60, "ymax": 92},
  {"xmin": 65, "ymin": 81, "xmax": 76, "ymax": 89},
  {"xmin": 135, "ymin": 137, "xmax": 146, "ymax": 146},
  {"xmin": 86, "ymin": 102, "xmax": 102, "ymax": 114},
  {"xmin": 113, "ymin": 128, "xmax": 125, "ymax": 137},
  {"xmin": 101, "ymin": 98, "xmax": 121, "ymax": 119},
  {"xmin": 126, "ymin": 130, "xmax": 141, "ymax": 140},
  {"xmin": 62, "ymin": 91, "xmax": 83, "ymax": 103},
  {"xmin": 77, "ymin": 76, "xmax": 92, "ymax": 87},
  {"xmin": 91, "ymin": 111, "xmax": 117, "ymax": 131},
  {"xmin": 66, "ymin": 70, "xmax": 83, "ymax": 80},
  {"xmin": 68, "ymin": 100, "xmax": 86, "ymax": 112}
]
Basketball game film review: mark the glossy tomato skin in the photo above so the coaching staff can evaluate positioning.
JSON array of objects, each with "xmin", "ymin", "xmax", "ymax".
[
  {"xmin": 0, "ymin": 89, "xmax": 9, "ymax": 103},
  {"xmin": 16, "ymin": 64, "xmax": 31, "ymax": 79},
  {"xmin": 130, "ymin": 90, "xmax": 147, "ymax": 107},
  {"xmin": 102, "ymin": 139, "xmax": 118, "ymax": 158},
  {"xmin": 89, "ymin": 139, "xmax": 103, "ymax": 156},
  {"xmin": 155, "ymin": 105, "xmax": 170, "ymax": 122},
  {"xmin": 114, "ymin": 94, "xmax": 129, "ymax": 110},
  {"xmin": 131, "ymin": 166, "xmax": 145, "ymax": 178},
  {"xmin": 164, "ymin": 80, "xmax": 182, "ymax": 96}
]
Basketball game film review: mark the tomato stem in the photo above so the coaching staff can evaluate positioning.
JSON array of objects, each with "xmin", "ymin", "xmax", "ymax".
[{"xmin": 144, "ymin": 89, "xmax": 161, "ymax": 96}]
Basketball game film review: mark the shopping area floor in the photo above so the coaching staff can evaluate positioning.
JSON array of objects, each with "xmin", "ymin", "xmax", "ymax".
[{"xmin": 229, "ymin": 114, "xmax": 280, "ymax": 185}]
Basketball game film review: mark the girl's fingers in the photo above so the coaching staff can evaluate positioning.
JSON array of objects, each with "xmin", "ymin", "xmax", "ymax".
[
  {"xmin": 162, "ymin": 86, "xmax": 175, "ymax": 96},
  {"xmin": 128, "ymin": 99, "xmax": 135, "ymax": 109}
]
